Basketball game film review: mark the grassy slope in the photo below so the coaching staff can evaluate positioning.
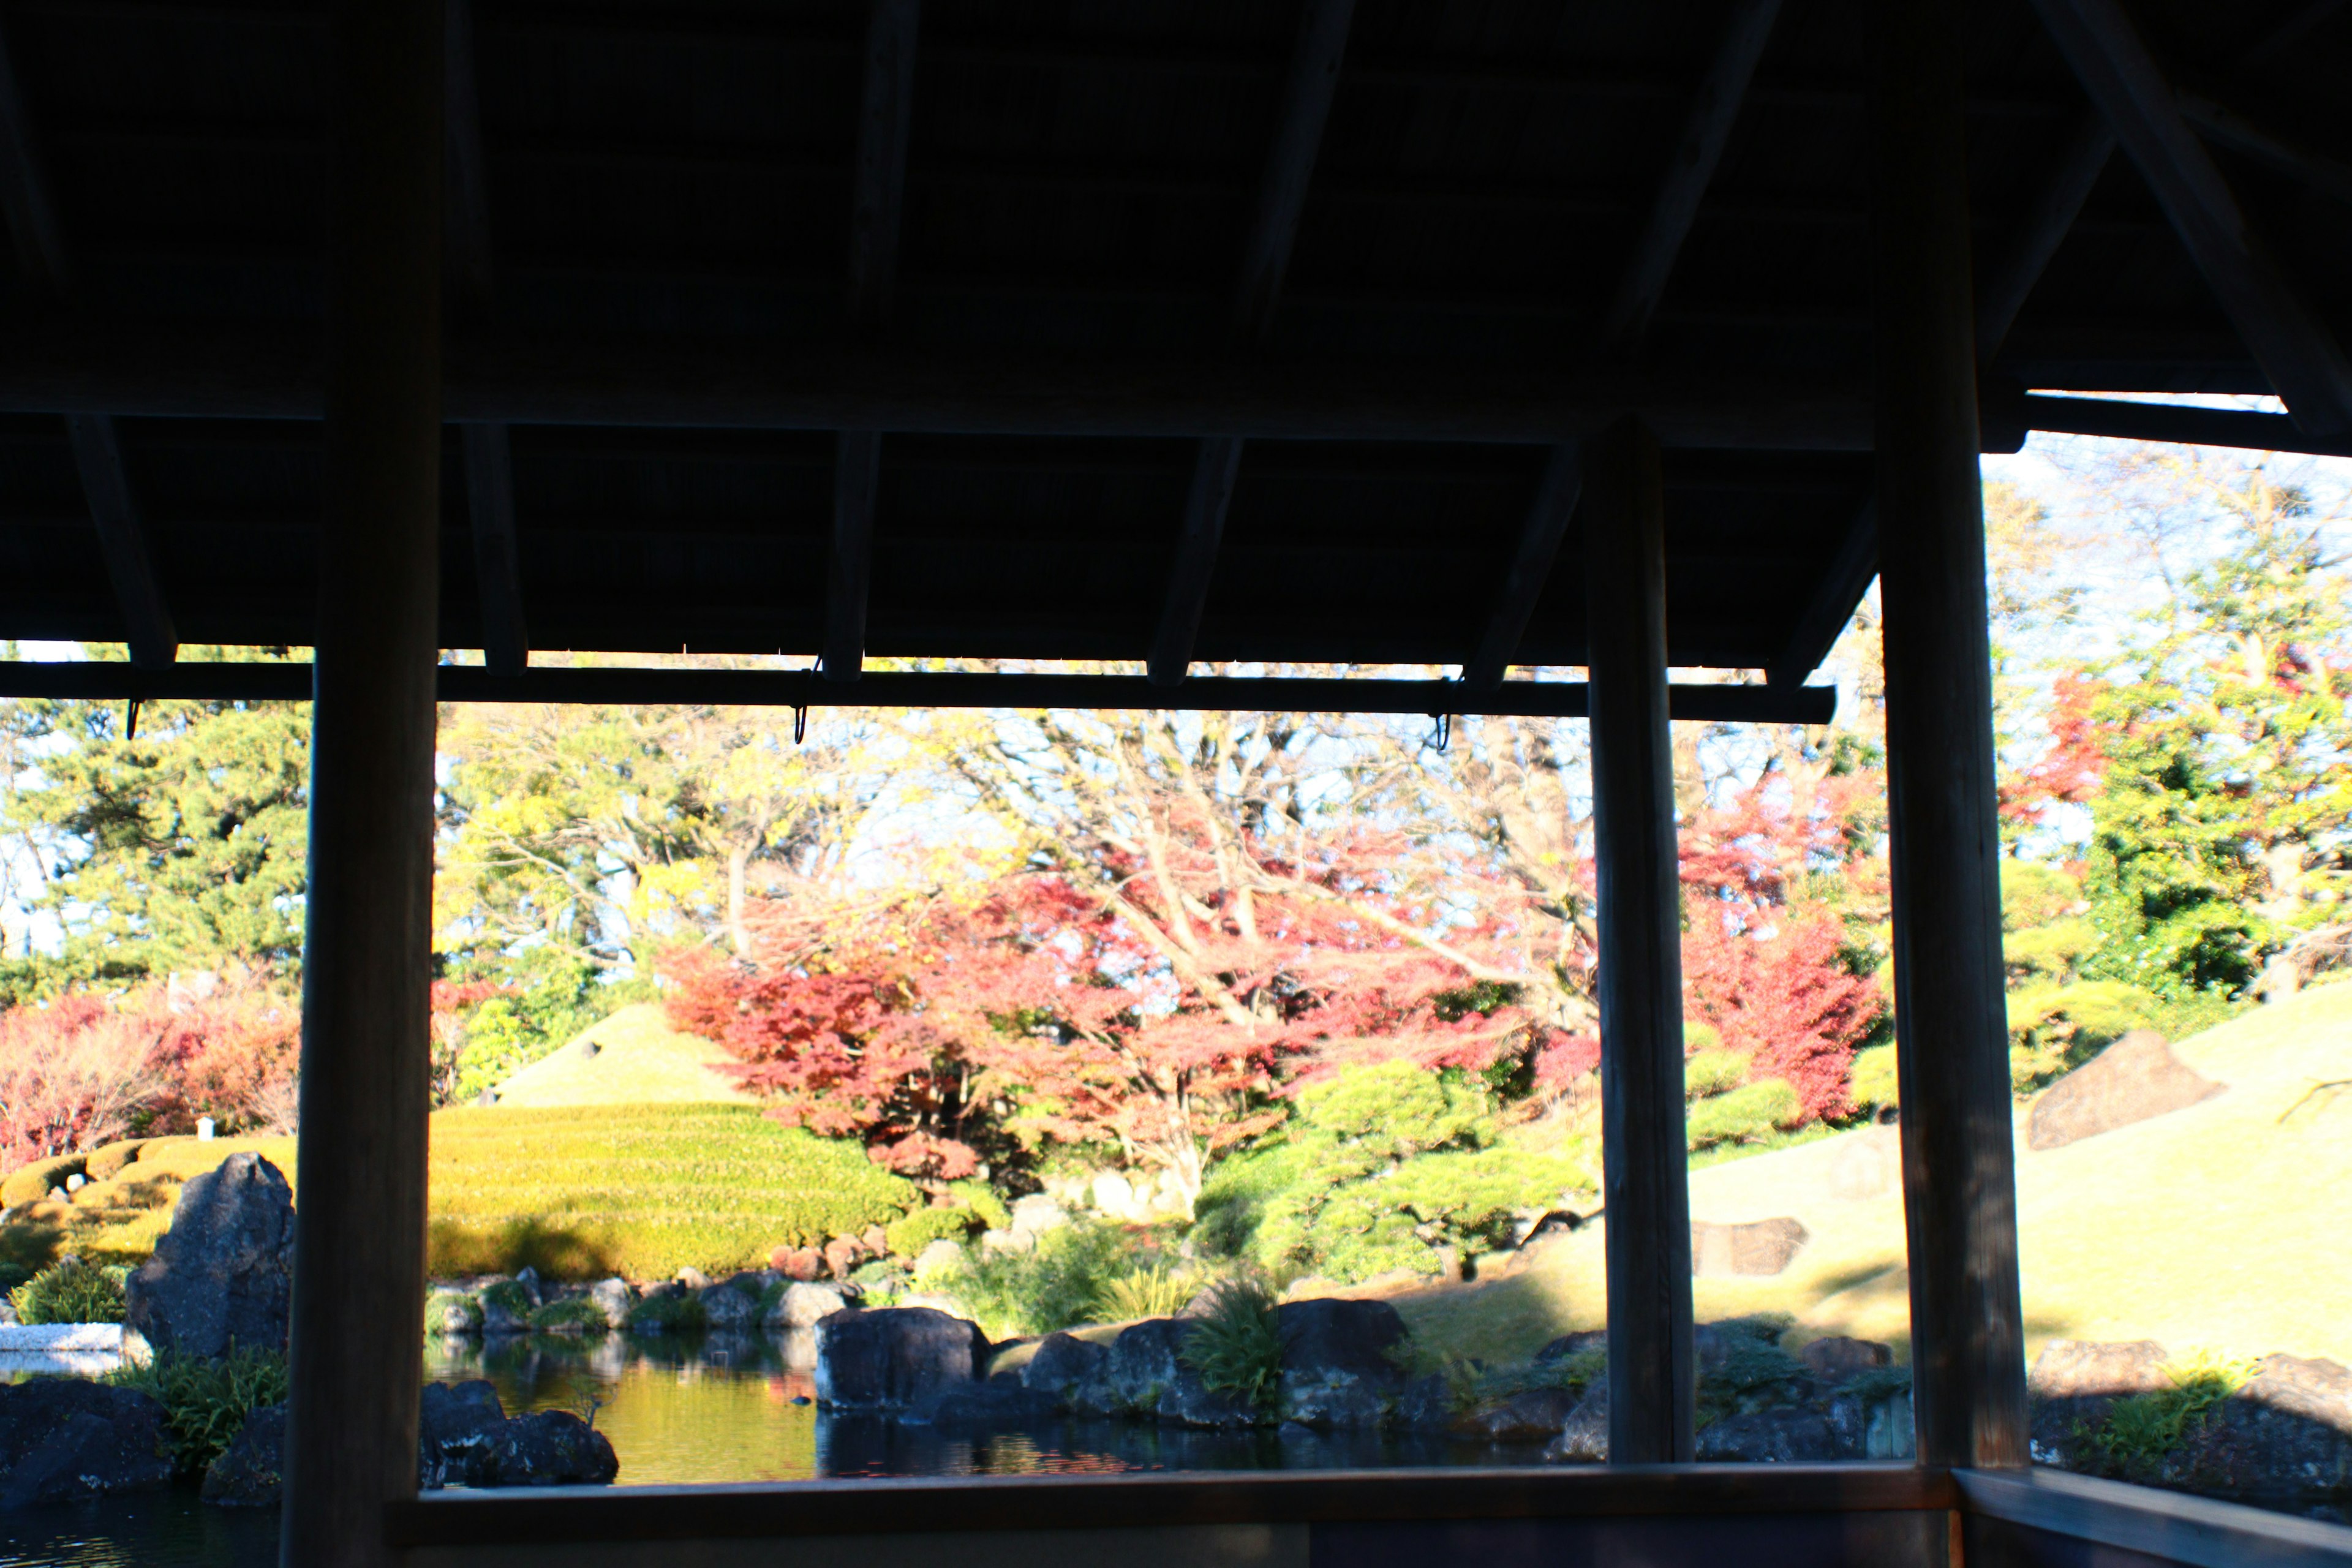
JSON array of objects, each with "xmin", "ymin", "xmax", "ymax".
[
  {"xmin": 1393, "ymin": 981, "xmax": 2352, "ymax": 1367},
  {"xmin": 1, "ymin": 1103, "xmax": 916, "ymax": 1283},
  {"xmin": 490, "ymin": 1002, "xmax": 755, "ymax": 1107}
]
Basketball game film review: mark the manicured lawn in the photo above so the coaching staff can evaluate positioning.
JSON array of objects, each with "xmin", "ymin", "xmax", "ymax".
[
  {"xmin": 1388, "ymin": 981, "xmax": 2352, "ymax": 1368},
  {"xmin": 1, "ymin": 1102, "xmax": 918, "ymax": 1283}
]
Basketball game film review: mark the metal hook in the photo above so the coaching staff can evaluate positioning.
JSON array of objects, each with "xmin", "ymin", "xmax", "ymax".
[
  {"xmin": 793, "ymin": 703, "xmax": 809, "ymax": 744},
  {"xmin": 1427, "ymin": 711, "xmax": 1450, "ymax": 753},
  {"xmin": 125, "ymin": 698, "xmax": 140, "ymax": 741}
]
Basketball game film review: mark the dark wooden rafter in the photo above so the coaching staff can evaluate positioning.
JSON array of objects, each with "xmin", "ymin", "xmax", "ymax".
[
  {"xmin": 2177, "ymin": 93, "xmax": 2352, "ymax": 209},
  {"xmin": 1593, "ymin": 0, "xmax": 1785, "ymax": 359},
  {"xmin": 1461, "ymin": 443, "xmax": 1581, "ymax": 689},
  {"xmin": 0, "ymin": 16, "xmax": 176, "ymax": 669},
  {"xmin": 828, "ymin": 0, "xmax": 919, "ymax": 685},
  {"xmin": 2030, "ymin": 0, "xmax": 2352, "ymax": 437},
  {"xmin": 446, "ymin": 0, "xmax": 529, "ymax": 677},
  {"xmin": 1976, "ymin": 110, "xmax": 2115, "ymax": 366},
  {"xmin": 1147, "ymin": 0, "xmax": 1355, "ymax": 687},
  {"xmin": 1460, "ymin": 0, "xmax": 1781, "ymax": 693},
  {"xmin": 1766, "ymin": 495, "xmax": 1875, "ymax": 688}
]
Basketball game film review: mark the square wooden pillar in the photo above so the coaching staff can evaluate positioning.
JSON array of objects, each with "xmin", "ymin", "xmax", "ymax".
[
  {"xmin": 1871, "ymin": 0, "xmax": 2031, "ymax": 1471},
  {"xmin": 1585, "ymin": 413, "xmax": 1697, "ymax": 1463},
  {"xmin": 279, "ymin": 2, "xmax": 444, "ymax": 1564}
]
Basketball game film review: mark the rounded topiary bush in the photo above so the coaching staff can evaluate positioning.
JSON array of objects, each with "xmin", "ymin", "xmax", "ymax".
[
  {"xmin": 10, "ymin": 1255, "xmax": 128, "ymax": 1324},
  {"xmin": 81, "ymin": 1139, "xmax": 149, "ymax": 1183}
]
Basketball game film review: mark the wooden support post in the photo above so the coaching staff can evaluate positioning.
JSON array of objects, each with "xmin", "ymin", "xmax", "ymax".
[
  {"xmin": 279, "ymin": 2, "xmax": 442, "ymax": 1564},
  {"xmin": 1585, "ymin": 413, "xmax": 1695, "ymax": 1464},
  {"xmin": 1871, "ymin": 0, "xmax": 2030, "ymax": 1471}
]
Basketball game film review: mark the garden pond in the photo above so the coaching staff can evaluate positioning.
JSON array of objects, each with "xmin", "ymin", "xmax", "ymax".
[{"xmin": 0, "ymin": 1329, "xmax": 1544, "ymax": 1567}]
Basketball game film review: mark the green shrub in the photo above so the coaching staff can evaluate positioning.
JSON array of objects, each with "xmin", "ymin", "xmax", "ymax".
[
  {"xmin": 1192, "ymin": 1143, "xmax": 1304, "ymax": 1260},
  {"xmin": 529, "ymin": 1296, "xmax": 609, "ymax": 1335},
  {"xmin": 2008, "ymin": 981, "xmax": 2163, "ymax": 1094},
  {"xmin": 480, "ymin": 1279, "xmax": 533, "ymax": 1319},
  {"xmin": 1, "ymin": 1153, "xmax": 84, "ymax": 1208},
  {"xmin": 81, "ymin": 1139, "xmax": 148, "ymax": 1182},
  {"xmin": 1844, "ymin": 1365, "xmax": 1913, "ymax": 1405},
  {"xmin": 1695, "ymin": 1330, "xmax": 1807, "ymax": 1429},
  {"xmin": 1683, "ymin": 1048, "xmax": 1751, "ymax": 1100},
  {"xmin": 1681, "ymin": 1020, "xmax": 1723, "ymax": 1055},
  {"xmin": 426, "ymin": 1291, "xmax": 483, "ymax": 1335},
  {"xmin": 111, "ymin": 1346, "xmax": 288, "ymax": 1476},
  {"xmin": 1253, "ymin": 1063, "xmax": 1589, "ymax": 1284},
  {"xmin": 1093, "ymin": 1265, "xmax": 1195, "ymax": 1322},
  {"xmin": 10, "ymin": 1256, "xmax": 127, "ymax": 1324},
  {"xmin": 885, "ymin": 1206, "xmax": 978, "ymax": 1257},
  {"xmin": 626, "ymin": 1292, "xmax": 707, "ymax": 1333},
  {"xmin": 1179, "ymin": 1278, "xmax": 1283, "ymax": 1411},
  {"xmin": 2075, "ymin": 1354, "xmax": 2254, "ymax": 1482},
  {"xmin": 1684, "ymin": 1079, "xmax": 1801, "ymax": 1150},
  {"xmin": 946, "ymin": 1179, "xmax": 1011, "ymax": 1232},
  {"xmin": 943, "ymin": 1223, "xmax": 1170, "ymax": 1340},
  {"xmin": 1849, "ymin": 1044, "xmax": 1899, "ymax": 1110}
]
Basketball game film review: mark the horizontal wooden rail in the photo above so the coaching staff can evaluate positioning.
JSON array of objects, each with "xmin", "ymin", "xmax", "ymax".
[
  {"xmin": 0, "ymin": 663, "xmax": 1838, "ymax": 723},
  {"xmin": 385, "ymin": 1464, "xmax": 1954, "ymax": 1548},
  {"xmin": 1956, "ymin": 1468, "xmax": 2352, "ymax": 1568}
]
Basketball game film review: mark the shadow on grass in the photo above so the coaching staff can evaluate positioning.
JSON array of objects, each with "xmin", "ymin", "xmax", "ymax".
[{"xmin": 429, "ymin": 1216, "xmax": 621, "ymax": 1280}]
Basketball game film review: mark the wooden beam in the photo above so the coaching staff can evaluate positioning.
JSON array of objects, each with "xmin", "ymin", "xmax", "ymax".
[
  {"xmin": 1872, "ymin": 0, "xmax": 2029, "ymax": 1471},
  {"xmin": 824, "ymin": 428, "xmax": 880, "ymax": 683},
  {"xmin": 1585, "ymin": 413, "xmax": 1696, "ymax": 1466},
  {"xmin": 0, "ymin": 662, "xmax": 1840, "ymax": 725},
  {"xmin": 1230, "ymin": 0, "xmax": 1355, "ymax": 344},
  {"xmin": 0, "ymin": 323, "xmax": 1895, "ymax": 448},
  {"xmin": 845, "ymin": 0, "xmax": 919, "ymax": 334},
  {"xmin": 461, "ymin": 422, "xmax": 527, "ymax": 676},
  {"xmin": 279, "ymin": 2, "xmax": 442, "ymax": 1566},
  {"xmin": 445, "ymin": 0, "xmax": 529, "ymax": 677},
  {"xmin": 2023, "ymin": 391, "xmax": 2352, "ymax": 453},
  {"xmin": 1462, "ymin": 441, "xmax": 1582, "ymax": 689},
  {"xmin": 0, "ymin": 16, "xmax": 67, "ymax": 288},
  {"xmin": 2228, "ymin": 0, "xmax": 2351, "ymax": 78},
  {"xmin": 1152, "ymin": 0, "xmax": 1354, "ymax": 684},
  {"xmin": 0, "ymin": 13, "xmax": 182, "ymax": 673},
  {"xmin": 443, "ymin": 0, "xmax": 493, "ymax": 311},
  {"xmin": 1594, "ymin": 0, "xmax": 1783, "ymax": 357},
  {"xmin": 2177, "ymin": 92, "xmax": 2352, "ymax": 209},
  {"xmin": 62, "ymin": 414, "xmax": 177, "ymax": 670},
  {"xmin": 2029, "ymin": 0, "xmax": 2352, "ymax": 436},
  {"xmin": 1975, "ymin": 111, "xmax": 2114, "ymax": 366},
  {"xmin": 1146, "ymin": 435, "xmax": 1244, "ymax": 686},
  {"xmin": 1766, "ymin": 495, "xmax": 1874, "ymax": 688},
  {"xmin": 828, "ymin": 0, "xmax": 920, "ymax": 684}
]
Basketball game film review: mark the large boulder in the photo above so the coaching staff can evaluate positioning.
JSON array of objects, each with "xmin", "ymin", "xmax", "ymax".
[
  {"xmin": 769, "ymin": 1282, "xmax": 850, "ymax": 1332},
  {"xmin": 2027, "ymin": 1030, "xmax": 2223, "ymax": 1150},
  {"xmin": 1275, "ymin": 1298, "xmax": 1408, "ymax": 1429},
  {"xmin": 2029, "ymin": 1339, "xmax": 2171, "ymax": 1398},
  {"xmin": 909, "ymin": 1381, "xmax": 1065, "ymax": 1428},
  {"xmin": 418, "ymin": 1380, "xmax": 509, "ymax": 1489},
  {"xmin": 1545, "ymin": 1382, "xmax": 1608, "ymax": 1462},
  {"xmin": 1457, "ymin": 1387, "xmax": 1580, "ymax": 1444},
  {"xmin": 1534, "ymin": 1330, "xmax": 1608, "ymax": 1366},
  {"xmin": 0, "ymin": 1379, "xmax": 173, "ymax": 1509},
  {"xmin": 1696, "ymin": 1406, "xmax": 1850, "ymax": 1462},
  {"xmin": 587, "ymin": 1278, "xmax": 635, "ymax": 1330},
  {"xmin": 1801, "ymin": 1336, "xmax": 1894, "ymax": 1382},
  {"xmin": 699, "ymin": 1283, "xmax": 761, "ymax": 1331},
  {"xmin": 1106, "ymin": 1317, "xmax": 1257, "ymax": 1427},
  {"xmin": 202, "ymin": 1404, "xmax": 285, "ymax": 1507},
  {"xmin": 125, "ymin": 1152, "xmax": 295, "ymax": 1359},
  {"xmin": 1022, "ymin": 1331, "xmax": 1113, "ymax": 1412},
  {"xmin": 1690, "ymin": 1218, "xmax": 1809, "ymax": 1277},
  {"xmin": 470, "ymin": 1411, "xmax": 619, "ymax": 1487},
  {"xmin": 814, "ymin": 1306, "xmax": 988, "ymax": 1410}
]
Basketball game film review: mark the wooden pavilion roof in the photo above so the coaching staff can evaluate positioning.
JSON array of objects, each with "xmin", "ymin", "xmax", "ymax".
[{"xmin": 1, "ymin": 0, "xmax": 2348, "ymax": 695}]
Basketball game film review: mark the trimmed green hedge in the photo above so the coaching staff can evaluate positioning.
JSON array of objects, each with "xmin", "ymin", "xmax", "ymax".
[
  {"xmin": 884, "ymin": 1206, "xmax": 978, "ymax": 1257},
  {"xmin": 1, "ymin": 1153, "xmax": 83, "ymax": 1209}
]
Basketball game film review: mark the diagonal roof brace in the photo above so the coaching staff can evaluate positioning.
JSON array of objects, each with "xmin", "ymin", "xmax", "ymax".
[
  {"xmin": 2029, "ymin": 0, "xmax": 2352, "ymax": 437},
  {"xmin": 1148, "ymin": 0, "xmax": 1356, "ymax": 687}
]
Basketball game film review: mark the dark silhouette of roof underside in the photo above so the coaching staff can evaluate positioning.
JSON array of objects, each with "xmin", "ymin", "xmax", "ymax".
[{"xmin": 0, "ymin": 0, "xmax": 2346, "ymax": 684}]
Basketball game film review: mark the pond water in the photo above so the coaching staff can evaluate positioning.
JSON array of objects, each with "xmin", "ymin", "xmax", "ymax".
[{"xmin": 0, "ymin": 1330, "xmax": 1543, "ymax": 1567}]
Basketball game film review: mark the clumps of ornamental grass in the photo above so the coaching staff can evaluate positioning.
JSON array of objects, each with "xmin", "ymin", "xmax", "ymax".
[
  {"xmin": 9, "ymin": 1254, "xmax": 127, "ymax": 1325},
  {"xmin": 111, "ymin": 1346, "xmax": 288, "ymax": 1476},
  {"xmin": 2076, "ymin": 1353, "xmax": 2256, "ymax": 1482},
  {"xmin": 1093, "ymin": 1264, "xmax": 1194, "ymax": 1323},
  {"xmin": 1178, "ymin": 1277, "xmax": 1285, "ymax": 1410}
]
